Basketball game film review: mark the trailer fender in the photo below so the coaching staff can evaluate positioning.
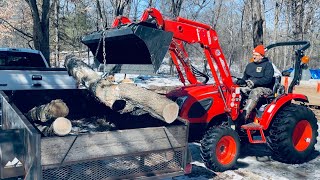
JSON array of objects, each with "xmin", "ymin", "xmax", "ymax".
[{"xmin": 260, "ymin": 94, "xmax": 308, "ymax": 130}]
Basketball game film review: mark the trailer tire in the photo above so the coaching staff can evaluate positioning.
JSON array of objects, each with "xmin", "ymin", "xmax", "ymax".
[
  {"xmin": 268, "ymin": 104, "xmax": 318, "ymax": 163},
  {"xmin": 200, "ymin": 126, "xmax": 240, "ymax": 172}
]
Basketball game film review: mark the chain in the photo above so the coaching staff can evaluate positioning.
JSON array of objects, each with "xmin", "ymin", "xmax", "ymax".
[
  {"xmin": 102, "ymin": 30, "xmax": 107, "ymax": 75},
  {"xmin": 94, "ymin": 34, "xmax": 102, "ymax": 60},
  {"xmin": 94, "ymin": 18, "xmax": 104, "ymax": 60}
]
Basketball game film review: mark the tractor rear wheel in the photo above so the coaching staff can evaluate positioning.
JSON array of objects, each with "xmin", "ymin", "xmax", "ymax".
[
  {"xmin": 268, "ymin": 104, "xmax": 318, "ymax": 163},
  {"xmin": 200, "ymin": 126, "xmax": 240, "ymax": 172}
]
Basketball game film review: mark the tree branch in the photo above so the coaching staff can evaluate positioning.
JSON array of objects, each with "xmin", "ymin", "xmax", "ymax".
[{"xmin": 0, "ymin": 18, "xmax": 33, "ymax": 38}]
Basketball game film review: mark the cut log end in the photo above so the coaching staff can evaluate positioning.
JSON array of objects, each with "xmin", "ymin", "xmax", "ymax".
[
  {"xmin": 47, "ymin": 100, "xmax": 69, "ymax": 118},
  {"xmin": 52, "ymin": 117, "xmax": 72, "ymax": 136},
  {"xmin": 162, "ymin": 103, "xmax": 179, "ymax": 124}
]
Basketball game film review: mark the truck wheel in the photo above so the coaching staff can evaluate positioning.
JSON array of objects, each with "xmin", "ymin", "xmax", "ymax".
[
  {"xmin": 200, "ymin": 126, "xmax": 240, "ymax": 172},
  {"xmin": 268, "ymin": 104, "xmax": 318, "ymax": 163}
]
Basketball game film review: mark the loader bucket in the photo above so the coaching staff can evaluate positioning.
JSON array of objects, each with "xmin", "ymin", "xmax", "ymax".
[{"xmin": 82, "ymin": 23, "xmax": 173, "ymax": 74}]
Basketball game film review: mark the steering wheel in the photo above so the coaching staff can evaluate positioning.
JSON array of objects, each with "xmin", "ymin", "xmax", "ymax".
[{"xmin": 232, "ymin": 76, "xmax": 247, "ymax": 87}]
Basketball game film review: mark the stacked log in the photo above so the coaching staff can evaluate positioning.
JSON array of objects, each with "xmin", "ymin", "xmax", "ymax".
[
  {"xmin": 64, "ymin": 55, "xmax": 179, "ymax": 124},
  {"xmin": 26, "ymin": 99, "xmax": 72, "ymax": 136},
  {"xmin": 35, "ymin": 117, "xmax": 72, "ymax": 136},
  {"xmin": 26, "ymin": 99, "xmax": 69, "ymax": 122}
]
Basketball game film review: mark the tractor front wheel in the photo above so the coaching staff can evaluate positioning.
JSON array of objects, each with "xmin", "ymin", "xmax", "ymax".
[
  {"xmin": 200, "ymin": 126, "xmax": 240, "ymax": 172},
  {"xmin": 268, "ymin": 104, "xmax": 318, "ymax": 163}
]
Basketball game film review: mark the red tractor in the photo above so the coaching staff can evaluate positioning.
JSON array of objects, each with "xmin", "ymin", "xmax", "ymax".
[{"xmin": 82, "ymin": 8, "xmax": 318, "ymax": 172}]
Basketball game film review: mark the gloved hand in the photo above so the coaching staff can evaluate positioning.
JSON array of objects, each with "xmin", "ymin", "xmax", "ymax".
[
  {"xmin": 246, "ymin": 80, "xmax": 254, "ymax": 89},
  {"xmin": 240, "ymin": 86, "xmax": 251, "ymax": 95},
  {"xmin": 235, "ymin": 79, "xmax": 246, "ymax": 86}
]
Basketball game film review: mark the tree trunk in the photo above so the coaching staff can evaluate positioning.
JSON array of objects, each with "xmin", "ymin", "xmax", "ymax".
[
  {"xmin": 110, "ymin": 0, "xmax": 131, "ymax": 17},
  {"xmin": 54, "ymin": 0, "xmax": 60, "ymax": 67},
  {"xmin": 212, "ymin": 0, "xmax": 222, "ymax": 29},
  {"xmin": 25, "ymin": 0, "xmax": 51, "ymax": 65},
  {"xmin": 148, "ymin": 0, "xmax": 153, "ymax": 7},
  {"xmin": 291, "ymin": 0, "xmax": 305, "ymax": 40},
  {"xmin": 96, "ymin": 0, "xmax": 107, "ymax": 28},
  {"xmin": 251, "ymin": 0, "xmax": 264, "ymax": 47},
  {"xmin": 283, "ymin": 0, "xmax": 291, "ymax": 69},
  {"xmin": 169, "ymin": 0, "xmax": 184, "ymax": 75},
  {"xmin": 272, "ymin": 0, "xmax": 282, "ymax": 67},
  {"xmin": 261, "ymin": 0, "xmax": 267, "ymax": 44},
  {"xmin": 64, "ymin": 55, "xmax": 179, "ymax": 123},
  {"xmin": 170, "ymin": 0, "xmax": 184, "ymax": 18}
]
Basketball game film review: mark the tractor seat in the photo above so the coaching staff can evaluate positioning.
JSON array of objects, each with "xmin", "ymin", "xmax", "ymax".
[{"xmin": 267, "ymin": 76, "xmax": 285, "ymax": 99}]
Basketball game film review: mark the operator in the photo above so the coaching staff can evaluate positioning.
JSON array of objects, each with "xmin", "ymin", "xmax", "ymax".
[{"xmin": 237, "ymin": 45, "xmax": 274, "ymax": 120}]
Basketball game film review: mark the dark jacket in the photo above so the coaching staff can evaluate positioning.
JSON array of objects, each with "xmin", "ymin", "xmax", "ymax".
[{"xmin": 243, "ymin": 57, "xmax": 274, "ymax": 89}]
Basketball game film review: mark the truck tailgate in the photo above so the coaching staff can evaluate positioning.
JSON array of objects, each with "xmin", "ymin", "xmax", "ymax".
[{"xmin": 0, "ymin": 68, "xmax": 76, "ymax": 90}]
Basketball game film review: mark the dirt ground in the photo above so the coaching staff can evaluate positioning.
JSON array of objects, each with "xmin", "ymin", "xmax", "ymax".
[{"xmin": 293, "ymin": 85, "xmax": 320, "ymax": 107}]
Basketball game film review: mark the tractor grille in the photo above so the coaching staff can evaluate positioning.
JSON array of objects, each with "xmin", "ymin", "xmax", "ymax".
[{"xmin": 42, "ymin": 149, "xmax": 184, "ymax": 180}]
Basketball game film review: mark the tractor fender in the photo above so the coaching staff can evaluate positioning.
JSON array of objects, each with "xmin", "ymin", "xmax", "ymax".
[{"xmin": 260, "ymin": 93, "xmax": 308, "ymax": 130}]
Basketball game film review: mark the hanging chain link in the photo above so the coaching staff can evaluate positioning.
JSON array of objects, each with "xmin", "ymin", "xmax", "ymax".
[{"xmin": 102, "ymin": 30, "xmax": 107, "ymax": 75}]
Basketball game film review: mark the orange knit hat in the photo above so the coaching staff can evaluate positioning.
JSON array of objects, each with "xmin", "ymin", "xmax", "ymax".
[{"xmin": 253, "ymin": 45, "xmax": 265, "ymax": 56}]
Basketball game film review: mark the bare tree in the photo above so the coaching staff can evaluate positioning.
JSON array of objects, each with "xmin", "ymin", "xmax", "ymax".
[
  {"xmin": 271, "ymin": 0, "xmax": 283, "ymax": 67},
  {"xmin": 212, "ymin": 0, "xmax": 223, "ymax": 29},
  {"xmin": 169, "ymin": 0, "xmax": 184, "ymax": 75},
  {"xmin": 189, "ymin": 0, "xmax": 211, "ymax": 20},
  {"xmin": 251, "ymin": 0, "xmax": 264, "ymax": 46},
  {"xmin": 170, "ymin": 0, "xmax": 184, "ymax": 18},
  {"xmin": 110, "ymin": 0, "xmax": 131, "ymax": 17},
  {"xmin": 132, "ymin": 0, "xmax": 143, "ymax": 21},
  {"xmin": 25, "ymin": 0, "xmax": 51, "ymax": 65},
  {"xmin": 148, "ymin": 0, "xmax": 153, "ymax": 7},
  {"xmin": 291, "ymin": 0, "xmax": 305, "ymax": 40},
  {"xmin": 53, "ymin": 0, "xmax": 60, "ymax": 67},
  {"xmin": 96, "ymin": 0, "xmax": 107, "ymax": 27}
]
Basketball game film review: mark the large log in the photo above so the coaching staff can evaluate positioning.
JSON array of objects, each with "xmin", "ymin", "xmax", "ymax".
[{"xmin": 64, "ymin": 55, "xmax": 179, "ymax": 123}]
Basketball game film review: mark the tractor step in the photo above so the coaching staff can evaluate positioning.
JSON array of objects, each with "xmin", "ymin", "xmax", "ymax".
[
  {"xmin": 241, "ymin": 122, "xmax": 262, "ymax": 130},
  {"xmin": 241, "ymin": 123, "xmax": 266, "ymax": 144}
]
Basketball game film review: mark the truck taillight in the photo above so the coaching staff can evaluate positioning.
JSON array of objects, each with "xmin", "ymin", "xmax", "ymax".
[{"xmin": 184, "ymin": 163, "xmax": 192, "ymax": 174}]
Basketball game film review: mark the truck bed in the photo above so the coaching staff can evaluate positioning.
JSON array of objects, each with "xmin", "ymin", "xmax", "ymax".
[{"xmin": 0, "ymin": 89, "xmax": 189, "ymax": 179}]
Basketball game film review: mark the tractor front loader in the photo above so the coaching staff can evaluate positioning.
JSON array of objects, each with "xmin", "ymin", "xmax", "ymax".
[{"xmin": 82, "ymin": 8, "xmax": 318, "ymax": 172}]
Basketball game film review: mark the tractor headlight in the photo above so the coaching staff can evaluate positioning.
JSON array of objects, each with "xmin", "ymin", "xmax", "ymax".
[{"xmin": 176, "ymin": 96, "xmax": 188, "ymax": 110}]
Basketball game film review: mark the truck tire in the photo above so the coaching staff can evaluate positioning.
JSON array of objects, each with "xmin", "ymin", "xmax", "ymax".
[
  {"xmin": 200, "ymin": 126, "xmax": 240, "ymax": 172},
  {"xmin": 268, "ymin": 104, "xmax": 318, "ymax": 163}
]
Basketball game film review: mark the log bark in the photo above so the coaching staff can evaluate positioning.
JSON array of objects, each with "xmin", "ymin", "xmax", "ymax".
[
  {"xmin": 35, "ymin": 117, "xmax": 72, "ymax": 137},
  {"xmin": 64, "ymin": 55, "xmax": 179, "ymax": 123},
  {"xmin": 26, "ymin": 99, "xmax": 69, "ymax": 122}
]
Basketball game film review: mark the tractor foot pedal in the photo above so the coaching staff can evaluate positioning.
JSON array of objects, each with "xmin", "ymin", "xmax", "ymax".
[{"xmin": 241, "ymin": 123, "xmax": 266, "ymax": 144}]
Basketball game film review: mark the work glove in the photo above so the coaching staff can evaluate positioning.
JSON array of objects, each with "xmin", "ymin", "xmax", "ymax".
[
  {"xmin": 240, "ymin": 86, "xmax": 251, "ymax": 95},
  {"xmin": 236, "ymin": 79, "xmax": 246, "ymax": 86},
  {"xmin": 246, "ymin": 80, "xmax": 255, "ymax": 89}
]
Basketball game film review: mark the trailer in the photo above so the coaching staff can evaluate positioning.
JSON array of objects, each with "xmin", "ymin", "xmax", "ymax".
[{"xmin": 0, "ymin": 89, "xmax": 189, "ymax": 179}]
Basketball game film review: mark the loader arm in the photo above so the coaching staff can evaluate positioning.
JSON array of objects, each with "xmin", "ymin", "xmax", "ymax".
[
  {"xmin": 94, "ymin": 8, "xmax": 241, "ymax": 120},
  {"xmin": 139, "ymin": 8, "xmax": 240, "ymax": 118}
]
